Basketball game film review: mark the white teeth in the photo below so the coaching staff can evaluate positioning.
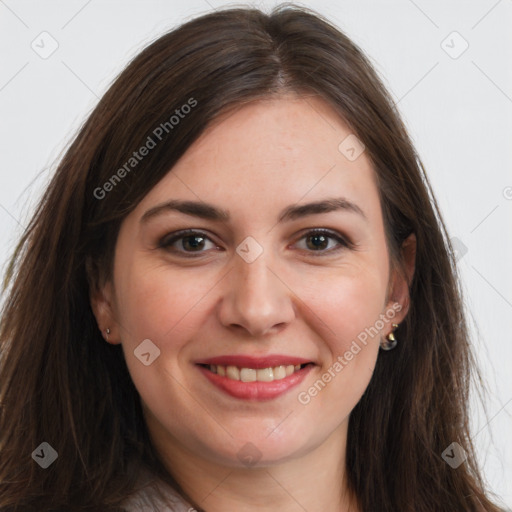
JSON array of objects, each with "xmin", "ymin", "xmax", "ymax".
[
  {"xmin": 226, "ymin": 365, "xmax": 240, "ymax": 380},
  {"xmin": 240, "ymin": 368, "xmax": 257, "ymax": 382},
  {"xmin": 273, "ymin": 365, "xmax": 286, "ymax": 379},
  {"xmin": 256, "ymin": 367, "xmax": 274, "ymax": 382},
  {"xmin": 207, "ymin": 363, "xmax": 306, "ymax": 382}
]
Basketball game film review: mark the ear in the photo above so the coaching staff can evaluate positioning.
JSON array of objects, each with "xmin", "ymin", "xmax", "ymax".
[
  {"xmin": 86, "ymin": 258, "xmax": 121, "ymax": 345},
  {"xmin": 385, "ymin": 233, "xmax": 416, "ymax": 327}
]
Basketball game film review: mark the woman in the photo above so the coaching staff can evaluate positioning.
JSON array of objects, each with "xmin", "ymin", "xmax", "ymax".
[{"xmin": 0, "ymin": 4, "xmax": 505, "ymax": 511}]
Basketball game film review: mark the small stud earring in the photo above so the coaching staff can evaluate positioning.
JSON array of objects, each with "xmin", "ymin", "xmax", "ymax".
[
  {"xmin": 380, "ymin": 323, "xmax": 399, "ymax": 350},
  {"xmin": 105, "ymin": 328, "xmax": 111, "ymax": 342}
]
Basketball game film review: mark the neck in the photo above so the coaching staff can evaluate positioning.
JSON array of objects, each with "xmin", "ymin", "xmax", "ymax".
[{"xmin": 149, "ymin": 416, "xmax": 360, "ymax": 512}]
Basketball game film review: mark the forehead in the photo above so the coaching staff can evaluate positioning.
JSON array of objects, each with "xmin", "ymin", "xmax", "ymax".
[{"xmin": 135, "ymin": 96, "xmax": 381, "ymax": 224}]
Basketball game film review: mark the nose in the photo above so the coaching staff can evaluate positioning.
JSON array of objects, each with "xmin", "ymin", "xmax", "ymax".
[{"xmin": 217, "ymin": 251, "xmax": 296, "ymax": 338}]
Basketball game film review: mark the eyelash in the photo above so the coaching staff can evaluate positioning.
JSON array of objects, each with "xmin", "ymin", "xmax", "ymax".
[{"xmin": 158, "ymin": 228, "xmax": 352, "ymax": 258}]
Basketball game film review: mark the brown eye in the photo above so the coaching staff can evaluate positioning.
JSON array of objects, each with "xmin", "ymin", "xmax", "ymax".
[
  {"xmin": 159, "ymin": 230, "xmax": 218, "ymax": 256},
  {"xmin": 306, "ymin": 233, "xmax": 329, "ymax": 251},
  {"xmin": 181, "ymin": 234, "xmax": 206, "ymax": 251},
  {"xmin": 295, "ymin": 229, "xmax": 350, "ymax": 255}
]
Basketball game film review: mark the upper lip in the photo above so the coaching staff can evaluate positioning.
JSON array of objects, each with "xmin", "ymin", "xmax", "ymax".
[{"xmin": 195, "ymin": 354, "xmax": 314, "ymax": 369}]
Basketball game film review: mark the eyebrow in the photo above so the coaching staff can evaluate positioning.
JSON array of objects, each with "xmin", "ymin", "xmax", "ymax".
[{"xmin": 140, "ymin": 197, "xmax": 367, "ymax": 224}]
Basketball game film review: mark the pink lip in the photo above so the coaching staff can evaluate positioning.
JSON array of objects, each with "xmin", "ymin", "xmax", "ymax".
[
  {"xmin": 196, "ymin": 356, "xmax": 315, "ymax": 401},
  {"xmin": 195, "ymin": 354, "xmax": 313, "ymax": 369}
]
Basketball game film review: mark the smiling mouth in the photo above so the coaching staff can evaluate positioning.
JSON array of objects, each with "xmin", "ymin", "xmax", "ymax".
[{"xmin": 198, "ymin": 363, "xmax": 313, "ymax": 383}]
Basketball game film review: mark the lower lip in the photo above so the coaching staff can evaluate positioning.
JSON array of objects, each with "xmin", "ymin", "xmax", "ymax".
[{"xmin": 197, "ymin": 364, "xmax": 314, "ymax": 401}]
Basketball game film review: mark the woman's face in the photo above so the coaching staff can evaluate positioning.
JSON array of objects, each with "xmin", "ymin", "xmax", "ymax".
[{"xmin": 94, "ymin": 95, "xmax": 411, "ymax": 468}]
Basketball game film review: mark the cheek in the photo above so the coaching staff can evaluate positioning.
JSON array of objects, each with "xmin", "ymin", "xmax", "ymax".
[
  {"xmin": 295, "ymin": 259, "xmax": 388, "ymax": 345},
  {"xmin": 291, "ymin": 264, "xmax": 386, "ymax": 409},
  {"xmin": 113, "ymin": 261, "xmax": 215, "ymax": 416},
  {"xmin": 114, "ymin": 258, "xmax": 213, "ymax": 347},
  {"xmin": 319, "ymin": 281, "xmax": 383, "ymax": 379}
]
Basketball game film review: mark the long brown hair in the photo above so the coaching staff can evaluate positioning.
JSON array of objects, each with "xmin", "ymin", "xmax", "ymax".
[{"xmin": 0, "ymin": 4, "xmax": 504, "ymax": 511}]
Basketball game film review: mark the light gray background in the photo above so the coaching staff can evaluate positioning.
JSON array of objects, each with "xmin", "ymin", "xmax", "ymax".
[{"xmin": 1, "ymin": 0, "xmax": 511, "ymax": 507}]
